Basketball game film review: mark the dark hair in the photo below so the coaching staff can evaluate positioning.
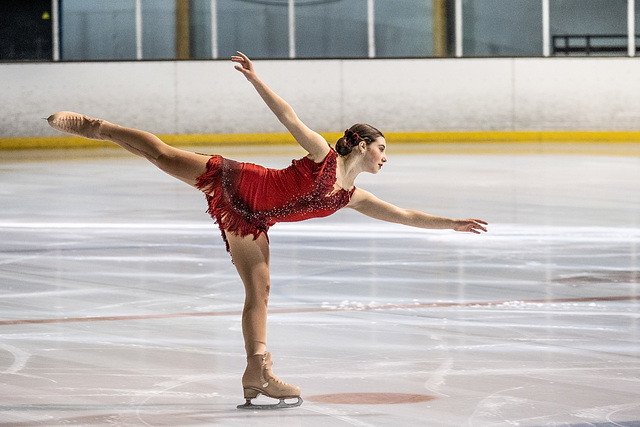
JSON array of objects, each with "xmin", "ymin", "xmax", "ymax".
[{"xmin": 335, "ymin": 124, "xmax": 384, "ymax": 156}]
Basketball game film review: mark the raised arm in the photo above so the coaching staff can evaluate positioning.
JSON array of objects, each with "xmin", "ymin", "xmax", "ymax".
[
  {"xmin": 347, "ymin": 188, "xmax": 488, "ymax": 234},
  {"xmin": 232, "ymin": 52, "xmax": 330, "ymax": 162}
]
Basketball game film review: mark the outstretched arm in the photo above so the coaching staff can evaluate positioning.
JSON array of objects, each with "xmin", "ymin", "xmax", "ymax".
[
  {"xmin": 232, "ymin": 52, "xmax": 330, "ymax": 162},
  {"xmin": 347, "ymin": 188, "xmax": 488, "ymax": 234}
]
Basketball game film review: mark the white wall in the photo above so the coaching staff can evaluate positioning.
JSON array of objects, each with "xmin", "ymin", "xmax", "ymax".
[{"xmin": 2, "ymin": 57, "xmax": 640, "ymax": 139}]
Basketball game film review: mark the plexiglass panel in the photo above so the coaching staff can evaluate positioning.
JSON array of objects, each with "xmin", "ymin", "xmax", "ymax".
[
  {"xmin": 550, "ymin": 0, "xmax": 628, "ymax": 55},
  {"xmin": 50, "ymin": 0, "xmax": 640, "ymax": 61},
  {"xmin": 375, "ymin": 0, "xmax": 432, "ymax": 57},
  {"xmin": 462, "ymin": 0, "xmax": 543, "ymax": 56},
  {"xmin": 295, "ymin": 0, "xmax": 368, "ymax": 58},
  {"xmin": 141, "ymin": 0, "xmax": 175, "ymax": 59},
  {"xmin": 61, "ymin": 0, "xmax": 137, "ymax": 60},
  {"xmin": 636, "ymin": 0, "xmax": 640, "ymax": 55},
  {"xmin": 190, "ymin": 0, "xmax": 214, "ymax": 59},
  {"xmin": 217, "ymin": 0, "xmax": 289, "ymax": 59}
]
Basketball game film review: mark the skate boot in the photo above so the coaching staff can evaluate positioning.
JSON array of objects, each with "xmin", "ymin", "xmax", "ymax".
[
  {"xmin": 47, "ymin": 111, "xmax": 105, "ymax": 140},
  {"xmin": 237, "ymin": 352, "xmax": 303, "ymax": 409}
]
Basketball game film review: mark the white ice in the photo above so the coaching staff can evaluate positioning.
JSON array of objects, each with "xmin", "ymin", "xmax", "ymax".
[{"xmin": 0, "ymin": 146, "xmax": 638, "ymax": 426}]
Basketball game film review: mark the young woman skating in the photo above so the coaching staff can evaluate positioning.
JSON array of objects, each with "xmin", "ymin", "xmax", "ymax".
[{"xmin": 46, "ymin": 52, "xmax": 487, "ymax": 409}]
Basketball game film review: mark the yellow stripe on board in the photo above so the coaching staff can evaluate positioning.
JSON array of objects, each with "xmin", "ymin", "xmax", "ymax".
[
  {"xmin": 2, "ymin": 131, "xmax": 640, "ymax": 152},
  {"xmin": 391, "ymin": 130, "xmax": 640, "ymax": 143},
  {"xmin": 0, "ymin": 133, "xmax": 299, "ymax": 151}
]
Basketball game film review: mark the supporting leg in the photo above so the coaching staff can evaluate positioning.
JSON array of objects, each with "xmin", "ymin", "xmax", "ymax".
[
  {"xmin": 225, "ymin": 231, "xmax": 271, "ymax": 357},
  {"xmin": 225, "ymin": 231, "xmax": 302, "ymax": 409}
]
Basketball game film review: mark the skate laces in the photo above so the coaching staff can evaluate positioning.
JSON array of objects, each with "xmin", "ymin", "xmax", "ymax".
[
  {"xmin": 67, "ymin": 115, "xmax": 101, "ymax": 138},
  {"xmin": 260, "ymin": 353, "xmax": 290, "ymax": 387}
]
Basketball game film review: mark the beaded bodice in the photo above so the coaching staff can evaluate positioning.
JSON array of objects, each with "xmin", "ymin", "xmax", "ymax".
[
  {"xmin": 196, "ymin": 148, "xmax": 354, "ymax": 253},
  {"xmin": 223, "ymin": 149, "xmax": 353, "ymax": 231}
]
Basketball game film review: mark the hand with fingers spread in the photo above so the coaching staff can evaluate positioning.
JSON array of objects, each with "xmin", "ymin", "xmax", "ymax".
[
  {"xmin": 232, "ymin": 51, "xmax": 258, "ymax": 83},
  {"xmin": 452, "ymin": 218, "xmax": 488, "ymax": 234}
]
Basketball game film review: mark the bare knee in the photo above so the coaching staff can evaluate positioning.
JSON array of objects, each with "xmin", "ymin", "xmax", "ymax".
[
  {"xmin": 227, "ymin": 232, "xmax": 272, "ymax": 313},
  {"xmin": 243, "ymin": 281, "xmax": 270, "ymax": 313}
]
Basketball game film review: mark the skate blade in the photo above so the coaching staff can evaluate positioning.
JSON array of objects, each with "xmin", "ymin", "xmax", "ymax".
[{"xmin": 237, "ymin": 396, "xmax": 303, "ymax": 410}]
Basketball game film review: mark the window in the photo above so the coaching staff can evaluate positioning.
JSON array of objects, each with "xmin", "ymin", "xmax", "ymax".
[
  {"xmin": 217, "ymin": 0, "xmax": 289, "ymax": 59},
  {"xmin": 61, "ymin": 0, "xmax": 137, "ymax": 60},
  {"xmin": 141, "ymin": 0, "xmax": 175, "ymax": 60},
  {"xmin": 295, "ymin": 0, "xmax": 368, "ymax": 58},
  {"xmin": 462, "ymin": 0, "xmax": 543, "ymax": 57},
  {"xmin": 190, "ymin": 0, "xmax": 215, "ymax": 59},
  {"xmin": 375, "ymin": 0, "xmax": 433, "ymax": 58},
  {"xmin": 4, "ymin": 0, "xmax": 638, "ymax": 61},
  {"xmin": 0, "ymin": 0, "xmax": 52, "ymax": 60},
  {"xmin": 550, "ymin": 0, "xmax": 628, "ymax": 55}
]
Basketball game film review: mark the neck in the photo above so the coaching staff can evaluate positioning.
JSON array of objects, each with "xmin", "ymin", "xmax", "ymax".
[{"xmin": 336, "ymin": 154, "xmax": 362, "ymax": 189}]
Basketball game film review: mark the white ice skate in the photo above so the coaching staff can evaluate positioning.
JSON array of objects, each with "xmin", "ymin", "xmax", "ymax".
[{"xmin": 237, "ymin": 352, "xmax": 303, "ymax": 409}]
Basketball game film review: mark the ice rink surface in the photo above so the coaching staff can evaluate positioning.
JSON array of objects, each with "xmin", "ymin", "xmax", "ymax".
[{"xmin": 1, "ymin": 144, "xmax": 639, "ymax": 426}]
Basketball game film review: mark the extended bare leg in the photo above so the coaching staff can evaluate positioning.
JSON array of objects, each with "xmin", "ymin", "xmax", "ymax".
[
  {"xmin": 47, "ymin": 111, "xmax": 208, "ymax": 187},
  {"xmin": 225, "ymin": 232, "xmax": 302, "ymax": 409}
]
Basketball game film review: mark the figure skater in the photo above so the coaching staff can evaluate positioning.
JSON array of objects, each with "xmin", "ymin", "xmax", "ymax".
[{"xmin": 46, "ymin": 52, "xmax": 487, "ymax": 409}]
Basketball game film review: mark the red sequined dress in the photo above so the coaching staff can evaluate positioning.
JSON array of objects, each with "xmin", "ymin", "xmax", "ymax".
[{"xmin": 196, "ymin": 148, "xmax": 355, "ymax": 252}]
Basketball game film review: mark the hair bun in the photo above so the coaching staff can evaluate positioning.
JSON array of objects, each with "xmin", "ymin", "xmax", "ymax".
[
  {"xmin": 335, "ymin": 124, "xmax": 384, "ymax": 157},
  {"xmin": 344, "ymin": 129, "xmax": 360, "ymax": 147}
]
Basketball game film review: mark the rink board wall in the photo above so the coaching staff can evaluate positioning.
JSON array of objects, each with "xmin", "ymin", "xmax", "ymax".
[{"xmin": 2, "ymin": 57, "xmax": 640, "ymax": 139}]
